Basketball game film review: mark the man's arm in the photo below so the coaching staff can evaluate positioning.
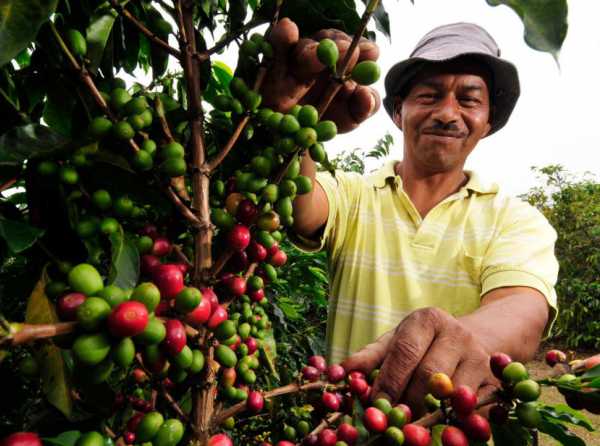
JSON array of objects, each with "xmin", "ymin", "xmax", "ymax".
[
  {"xmin": 341, "ymin": 286, "xmax": 549, "ymax": 415},
  {"xmin": 291, "ymin": 152, "xmax": 329, "ymax": 239},
  {"xmin": 460, "ymin": 286, "xmax": 549, "ymax": 362}
]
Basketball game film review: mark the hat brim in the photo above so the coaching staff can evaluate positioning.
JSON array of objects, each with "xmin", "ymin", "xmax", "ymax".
[{"xmin": 383, "ymin": 53, "xmax": 520, "ymax": 136}]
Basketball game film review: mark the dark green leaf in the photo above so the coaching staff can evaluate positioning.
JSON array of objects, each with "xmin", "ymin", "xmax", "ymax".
[
  {"xmin": 108, "ymin": 228, "xmax": 140, "ymax": 290},
  {"xmin": 86, "ymin": 7, "xmax": 118, "ymax": 73},
  {"xmin": 42, "ymin": 82, "xmax": 77, "ymax": 137},
  {"xmin": 538, "ymin": 419, "xmax": 586, "ymax": 446},
  {"xmin": 43, "ymin": 431, "xmax": 81, "ymax": 446},
  {"xmin": 581, "ymin": 363, "xmax": 600, "ymax": 380},
  {"xmin": 486, "ymin": 0, "xmax": 568, "ymax": 61},
  {"xmin": 307, "ymin": 266, "xmax": 328, "ymax": 283},
  {"xmin": 258, "ymin": 0, "xmax": 361, "ymax": 36},
  {"xmin": 491, "ymin": 419, "xmax": 532, "ymax": 445},
  {"xmin": 0, "ymin": 0, "xmax": 59, "ymax": 66},
  {"xmin": 539, "ymin": 404, "xmax": 595, "ymax": 431},
  {"xmin": 371, "ymin": 2, "xmax": 390, "ymax": 41},
  {"xmin": 0, "ymin": 124, "xmax": 71, "ymax": 181},
  {"xmin": 0, "ymin": 218, "xmax": 45, "ymax": 253}
]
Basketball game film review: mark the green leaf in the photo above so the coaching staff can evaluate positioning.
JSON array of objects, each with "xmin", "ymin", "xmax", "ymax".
[
  {"xmin": 581, "ymin": 363, "xmax": 600, "ymax": 380},
  {"xmin": 486, "ymin": 0, "xmax": 568, "ymax": 61},
  {"xmin": 43, "ymin": 431, "xmax": 81, "ymax": 446},
  {"xmin": 491, "ymin": 419, "xmax": 532, "ymax": 445},
  {"xmin": 259, "ymin": 328, "xmax": 279, "ymax": 380},
  {"xmin": 0, "ymin": 0, "xmax": 59, "ymax": 66},
  {"xmin": 0, "ymin": 218, "xmax": 45, "ymax": 253},
  {"xmin": 25, "ymin": 266, "xmax": 73, "ymax": 419},
  {"xmin": 86, "ymin": 7, "xmax": 118, "ymax": 73},
  {"xmin": 108, "ymin": 227, "xmax": 140, "ymax": 290},
  {"xmin": 0, "ymin": 124, "xmax": 71, "ymax": 182},
  {"xmin": 371, "ymin": 2, "xmax": 390, "ymax": 41},
  {"xmin": 538, "ymin": 419, "xmax": 586, "ymax": 446},
  {"xmin": 42, "ymin": 83, "xmax": 77, "ymax": 137},
  {"xmin": 258, "ymin": 0, "xmax": 361, "ymax": 36},
  {"xmin": 307, "ymin": 266, "xmax": 328, "ymax": 283},
  {"xmin": 539, "ymin": 404, "xmax": 595, "ymax": 431}
]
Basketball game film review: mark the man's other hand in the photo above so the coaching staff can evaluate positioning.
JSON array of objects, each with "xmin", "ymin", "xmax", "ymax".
[
  {"xmin": 341, "ymin": 307, "xmax": 498, "ymax": 418},
  {"xmin": 263, "ymin": 18, "xmax": 381, "ymax": 133}
]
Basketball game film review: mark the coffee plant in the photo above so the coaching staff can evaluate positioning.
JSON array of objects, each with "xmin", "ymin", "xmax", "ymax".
[{"xmin": 0, "ymin": 0, "xmax": 594, "ymax": 445}]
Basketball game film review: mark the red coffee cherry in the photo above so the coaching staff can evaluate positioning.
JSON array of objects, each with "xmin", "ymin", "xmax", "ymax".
[
  {"xmin": 402, "ymin": 424, "xmax": 431, "ymax": 446},
  {"xmin": 461, "ymin": 413, "xmax": 491, "ymax": 442},
  {"xmin": 302, "ymin": 365, "xmax": 320, "ymax": 382},
  {"xmin": 308, "ymin": 355, "xmax": 327, "ymax": 372},
  {"xmin": 108, "ymin": 301, "xmax": 149, "ymax": 337},
  {"xmin": 450, "ymin": 385, "xmax": 477, "ymax": 416},
  {"xmin": 326, "ymin": 364, "xmax": 346, "ymax": 383},
  {"xmin": 336, "ymin": 423, "xmax": 359, "ymax": 445},
  {"xmin": 322, "ymin": 391, "xmax": 340, "ymax": 411},
  {"xmin": 545, "ymin": 349, "xmax": 567, "ymax": 367},
  {"xmin": 490, "ymin": 352, "xmax": 512, "ymax": 379},
  {"xmin": 349, "ymin": 377, "xmax": 369, "ymax": 395},
  {"xmin": 317, "ymin": 428, "xmax": 337, "ymax": 446},
  {"xmin": 363, "ymin": 407, "xmax": 388, "ymax": 433},
  {"xmin": 441, "ymin": 426, "xmax": 468, "ymax": 446},
  {"xmin": 247, "ymin": 391, "xmax": 264, "ymax": 413}
]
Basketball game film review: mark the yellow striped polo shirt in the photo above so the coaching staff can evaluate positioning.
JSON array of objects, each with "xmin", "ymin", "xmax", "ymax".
[{"xmin": 293, "ymin": 160, "xmax": 559, "ymax": 364}]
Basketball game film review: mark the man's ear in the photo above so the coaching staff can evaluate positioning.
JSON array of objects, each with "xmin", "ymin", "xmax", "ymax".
[{"xmin": 392, "ymin": 98, "xmax": 403, "ymax": 129}]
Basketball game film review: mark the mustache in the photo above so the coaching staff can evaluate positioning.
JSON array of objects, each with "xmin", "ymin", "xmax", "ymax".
[{"xmin": 422, "ymin": 122, "xmax": 466, "ymax": 138}]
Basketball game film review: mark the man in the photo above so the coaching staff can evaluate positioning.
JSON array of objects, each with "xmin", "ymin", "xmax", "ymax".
[{"xmin": 264, "ymin": 21, "xmax": 559, "ymax": 414}]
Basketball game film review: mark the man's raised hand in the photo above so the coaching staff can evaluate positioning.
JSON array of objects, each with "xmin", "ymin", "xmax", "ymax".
[{"xmin": 262, "ymin": 18, "xmax": 381, "ymax": 133}]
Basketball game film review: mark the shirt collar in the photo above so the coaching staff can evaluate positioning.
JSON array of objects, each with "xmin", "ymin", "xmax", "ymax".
[{"xmin": 366, "ymin": 160, "xmax": 499, "ymax": 195}]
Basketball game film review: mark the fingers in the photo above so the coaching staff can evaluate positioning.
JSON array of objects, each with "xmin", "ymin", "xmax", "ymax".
[
  {"xmin": 402, "ymin": 337, "xmax": 463, "ymax": 415},
  {"xmin": 341, "ymin": 329, "xmax": 395, "ymax": 374},
  {"xmin": 269, "ymin": 18, "xmax": 299, "ymax": 63},
  {"xmin": 369, "ymin": 310, "xmax": 443, "ymax": 402},
  {"xmin": 322, "ymin": 84, "xmax": 380, "ymax": 133}
]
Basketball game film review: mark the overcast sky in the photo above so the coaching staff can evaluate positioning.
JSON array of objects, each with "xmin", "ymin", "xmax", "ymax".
[{"xmin": 326, "ymin": 0, "xmax": 600, "ymax": 196}]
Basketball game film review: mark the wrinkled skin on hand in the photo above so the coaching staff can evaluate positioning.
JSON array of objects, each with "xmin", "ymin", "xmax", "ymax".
[
  {"xmin": 342, "ymin": 307, "xmax": 499, "ymax": 418},
  {"xmin": 263, "ymin": 18, "xmax": 381, "ymax": 133}
]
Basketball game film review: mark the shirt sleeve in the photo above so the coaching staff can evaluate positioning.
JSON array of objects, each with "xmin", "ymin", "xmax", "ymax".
[
  {"xmin": 289, "ymin": 170, "xmax": 361, "ymax": 261},
  {"xmin": 480, "ymin": 200, "xmax": 559, "ymax": 337}
]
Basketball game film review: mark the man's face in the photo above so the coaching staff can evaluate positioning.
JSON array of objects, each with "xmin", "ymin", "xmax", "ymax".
[{"xmin": 393, "ymin": 61, "xmax": 492, "ymax": 175}]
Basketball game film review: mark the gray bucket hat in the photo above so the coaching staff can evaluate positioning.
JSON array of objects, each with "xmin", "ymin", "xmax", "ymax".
[{"xmin": 383, "ymin": 22, "xmax": 520, "ymax": 136}]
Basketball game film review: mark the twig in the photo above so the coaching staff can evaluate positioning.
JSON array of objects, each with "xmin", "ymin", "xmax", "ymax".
[
  {"xmin": 316, "ymin": 0, "xmax": 380, "ymax": 117},
  {"xmin": 173, "ymin": 244, "xmax": 193, "ymax": 267},
  {"xmin": 0, "ymin": 177, "xmax": 18, "ymax": 193},
  {"xmin": 198, "ymin": 18, "xmax": 269, "ymax": 62},
  {"xmin": 0, "ymin": 87, "xmax": 30, "ymax": 123},
  {"xmin": 108, "ymin": 0, "xmax": 181, "ymax": 59},
  {"xmin": 166, "ymin": 186, "xmax": 202, "ymax": 227},
  {"xmin": 155, "ymin": 96, "xmax": 176, "ymax": 142},
  {"xmin": 243, "ymin": 262, "xmax": 258, "ymax": 279},
  {"xmin": 209, "ymin": 250, "xmax": 234, "ymax": 278},
  {"xmin": 213, "ymin": 380, "xmax": 342, "ymax": 427},
  {"xmin": 207, "ymin": 66, "xmax": 268, "ymax": 171},
  {"xmin": 308, "ymin": 412, "xmax": 343, "ymax": 437},
  {"xmin": 162, "ymin": 388, "xmax": 189, "ymax": 422},
  {"xmin": 1, "ymin": 322, "xmax": 77, "ymax": 346},
  {"xmin": 177, "ymin": 0, "xmax": 212, "ymax": 283}
]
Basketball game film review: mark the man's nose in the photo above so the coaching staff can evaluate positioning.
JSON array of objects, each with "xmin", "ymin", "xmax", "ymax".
[{"xmin": 431, "ymin": 94, "xmax": 460, "ymax": 126}]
